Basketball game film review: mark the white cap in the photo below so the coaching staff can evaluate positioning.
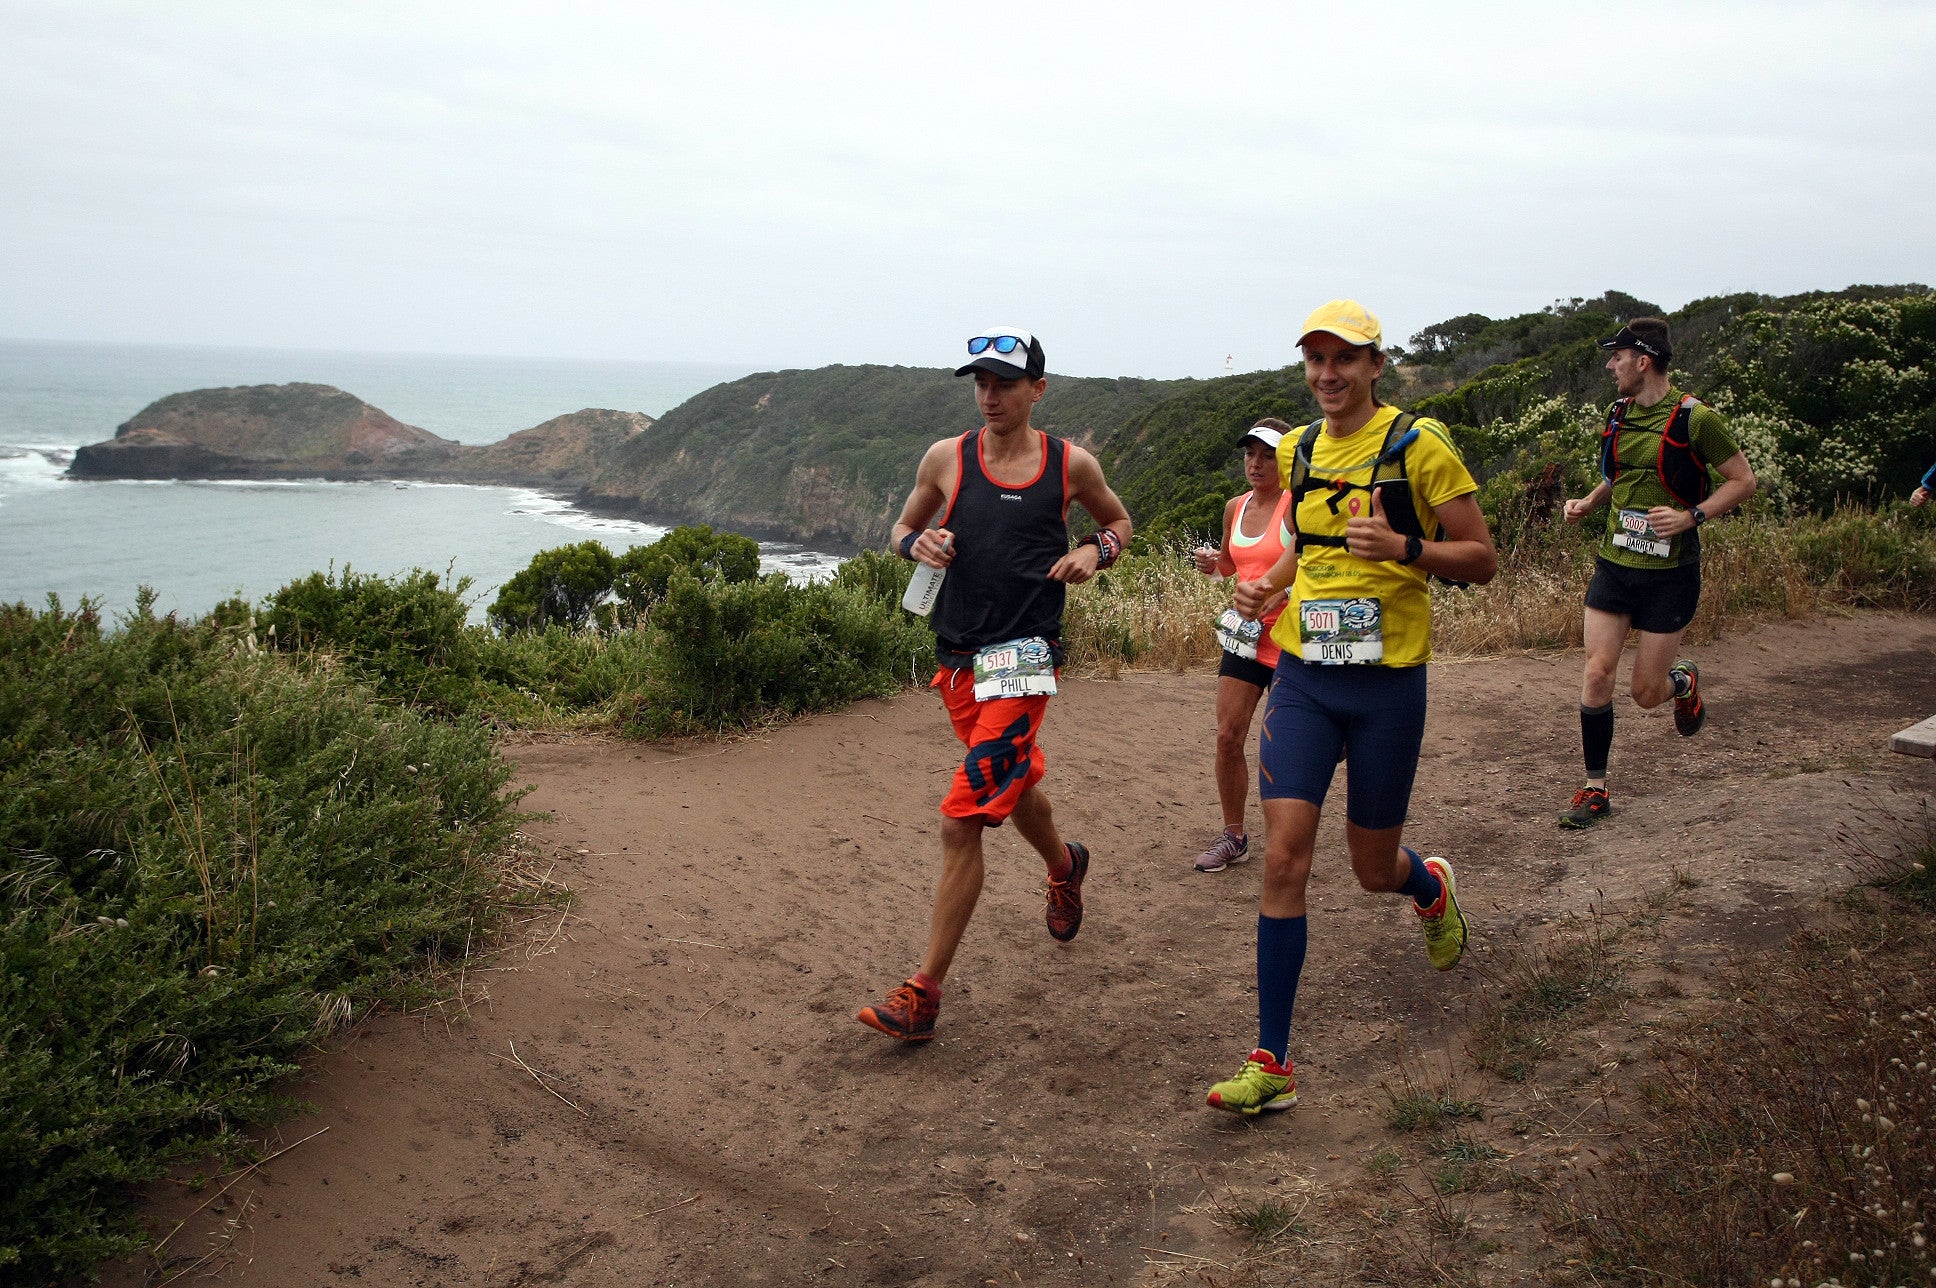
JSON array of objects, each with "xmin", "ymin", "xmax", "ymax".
[
  {"xmin": 1239, "ymin": 424, "xmax": 1284, "ymax": 450},
  {"xmin": 955, "ymin": 327, "xmax": 1045, "ymax": 380}
]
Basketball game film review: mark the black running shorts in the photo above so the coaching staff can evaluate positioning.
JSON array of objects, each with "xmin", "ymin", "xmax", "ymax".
[
  {"xmin": 1217, "ymin": 649, "xmax": 1277, "ymax": 690},
  {"xmin": 1584, "ymin": 555, "xmax": 1701, "ymax": 635}
]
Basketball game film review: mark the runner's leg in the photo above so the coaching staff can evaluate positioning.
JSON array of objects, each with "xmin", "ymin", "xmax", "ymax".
[
  {"xmin": 916, "ymin": 814, "xmax": 987, "ymax": 985},
  {"xmin": 1008, "ymin": 783, "xmax": 1073, "ymax": 880},
  {"xmin": 1214, "ymin": 675, "xmax": 1269, "ymax": 835},
  {"xmin": 1257, "ymin": 797, "xmax": 1318, "ymax": 1061},
  {"xmin": 1628, "ymin": 627, "xmax": 1687, "ymax": 710},
  {"xmin": 1580, "ymin": 608, "xmax": 1629, "ymax": 788},
  {"xmin": 1345, "ymin": 821, "xmax": 1412, "ymax": 895}
]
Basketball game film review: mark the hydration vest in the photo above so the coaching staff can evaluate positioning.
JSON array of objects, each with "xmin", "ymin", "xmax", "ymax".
[
  {"xmin": 1599, "ymin": 395, "xmax": 1712, "ymax": 507},
  {"xmin": 1286, "ymin": 411, "xmax": 1435, "ymax": 555}
]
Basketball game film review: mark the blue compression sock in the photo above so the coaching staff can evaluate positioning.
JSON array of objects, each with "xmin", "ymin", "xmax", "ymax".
[
  {"xmin": 1399, "ymin": 846, "xmax": 1443, "ymax": 910},
  {"xmin": 1256, "ymin": 914, "xmax": 1308, "ymax": 1063}
]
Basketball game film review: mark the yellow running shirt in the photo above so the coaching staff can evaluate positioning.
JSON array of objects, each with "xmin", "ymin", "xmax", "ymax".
[{"xmin": 1269, "ymin": 406, "xmax": 1477, "ymax": 669}]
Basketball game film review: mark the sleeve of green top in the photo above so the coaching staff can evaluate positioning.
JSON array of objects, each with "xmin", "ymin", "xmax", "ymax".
[{"xmin": 1689, "ymin": 403, "xmax": 1743, "ymax": 467}]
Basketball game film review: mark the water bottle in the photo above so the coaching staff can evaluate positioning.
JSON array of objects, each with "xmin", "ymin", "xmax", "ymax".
[{"xmin": 901, "ymin": 534, "xmax": 952, "ymax": 616}]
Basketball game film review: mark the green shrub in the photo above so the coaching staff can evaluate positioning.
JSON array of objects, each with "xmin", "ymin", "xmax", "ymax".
[
  {"xmin": 0, "ymin": 597, "xmax": 521, "ymax": 1282},
  {"xmin": 628, "ymin": 573, "xmax": 930, "ymax": 737},
  {"xmin": 611, "ymin": 524, "xmax": 761, "ymax": 620},
  {"xmin": 831, "ymin": 547, "xmax": 915, "ymax": 604},
  {"xmin": 1791, "ymin": 502, "xmax": 1936, "ymax": 609},
  {"xmin": 486, "ymin": 540, "xmax": 616, "ymax": 632},
  {"xmin": 263, "ymin": 565, "xmax": 480, "ymax": 711}
]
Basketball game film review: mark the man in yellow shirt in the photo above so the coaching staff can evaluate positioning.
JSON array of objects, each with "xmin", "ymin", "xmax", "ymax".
[{"xmin": 1205, "ymin": 300, "xmax": 1499, "ymax": 1116}]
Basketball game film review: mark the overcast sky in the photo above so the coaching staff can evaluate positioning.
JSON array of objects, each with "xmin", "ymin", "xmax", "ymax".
[{"xmin": 2, "ymin": 1, "xmax": 1931, "ymax": 379}]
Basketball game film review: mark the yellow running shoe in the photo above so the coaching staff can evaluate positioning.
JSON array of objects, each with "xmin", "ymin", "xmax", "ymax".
[
  {"xmin": 1415, "ymin": 855, "xmax": 1467, "ymax": 971},
  {"xmin": 1204, "ymin": 1048, "xmax": 1297, "ymax": 1115}
]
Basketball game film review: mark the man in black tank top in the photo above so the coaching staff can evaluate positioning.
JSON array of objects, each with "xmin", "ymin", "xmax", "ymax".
[{"xmin": 857, "ymin": 328, "xmax": 1133, "ymax": 1043}]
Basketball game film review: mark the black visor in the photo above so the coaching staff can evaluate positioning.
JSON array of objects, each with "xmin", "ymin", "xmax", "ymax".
[{"xmin": 1599, "ymin": 326, "xmax": 1668, "ymax": 362}]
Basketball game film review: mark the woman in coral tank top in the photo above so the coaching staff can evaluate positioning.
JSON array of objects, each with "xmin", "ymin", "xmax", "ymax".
[{"xmin": 1188, "ymin": 420, "xmax": 1295, "ymax": 873}]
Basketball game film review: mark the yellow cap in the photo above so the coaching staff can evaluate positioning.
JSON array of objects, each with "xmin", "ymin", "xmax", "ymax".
[{"xmin": 1298, "ymin": 299, "xmax": 1383, "ymax": 350}]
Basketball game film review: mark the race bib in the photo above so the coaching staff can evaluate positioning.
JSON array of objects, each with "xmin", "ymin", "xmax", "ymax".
[
  {"xmin": 1214, "ymin": 608, "xmax": 1264, "ymax": 660},
  {"xmin": 1612, "ymin": 508, "xmax": 1671, "ymax": 559},
  {"xmin": 973, "ymin": 636, "xmax": 1058, "ymax": 701},
  {"xmin": 1299, "ymin": 597, "xmax": 1383, "ymax": 665}
]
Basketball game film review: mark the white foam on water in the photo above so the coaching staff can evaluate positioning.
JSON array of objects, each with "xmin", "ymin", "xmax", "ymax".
[{"xmin": 0, "ymin": 444, "xmax": 78, "ymax": 503}]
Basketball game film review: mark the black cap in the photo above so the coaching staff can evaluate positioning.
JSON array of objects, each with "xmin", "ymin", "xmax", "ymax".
[
  {"xmin": 955, "ymin": 328, "xmax": 1046, "ymax": 380},
  {"xmin": 1599, "ymin": 324, "xmax": 1671, "ymax": 364}
]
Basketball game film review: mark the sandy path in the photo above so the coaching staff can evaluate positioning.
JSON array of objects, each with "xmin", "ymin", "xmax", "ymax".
[{"xmin": 111, "ymin": 612, "xmax": 1936, "ymax": 1286}]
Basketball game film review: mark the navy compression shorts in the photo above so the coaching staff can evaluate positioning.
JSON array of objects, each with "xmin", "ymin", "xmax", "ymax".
[{"xmin": 1257, "ymin": 657, "xmax": 1428, "ymax": 830}]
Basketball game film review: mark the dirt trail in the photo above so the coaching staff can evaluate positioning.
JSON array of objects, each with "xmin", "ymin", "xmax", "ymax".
[{"xmin": 111, "ymin": 612, "xmax": 1936, "ymax": 1286}]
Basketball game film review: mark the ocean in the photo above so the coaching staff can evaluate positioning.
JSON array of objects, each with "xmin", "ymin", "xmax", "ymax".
[{"xmin": 0, "ymin": 339, "xmax": 843, "ymax": 622}]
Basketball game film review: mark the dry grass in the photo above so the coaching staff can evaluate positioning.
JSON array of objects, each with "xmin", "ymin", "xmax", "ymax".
[
  {"xmin": 1065, "ymin": 511, "xmax": 1850, "ymax": 673},
  {"xmin": 1558, "ymin": 896, "xmax": 1936, "ymax": 1286},
  {"xmin": 1465, "ymin": 912, "xmax": 1630, "ymax": 1083},
  {"xmin": 1062, "ymin": 539, "xmax": 1231, "ymax": 677},
  {"xmin": 1381, "ymin": 1046, "xmax": 1485, "ymax": 1135}
]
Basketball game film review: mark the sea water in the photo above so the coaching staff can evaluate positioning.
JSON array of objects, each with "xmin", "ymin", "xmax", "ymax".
[{"xmin": 0, "ymin": 339, "xmax": 842, "ymax": 621}]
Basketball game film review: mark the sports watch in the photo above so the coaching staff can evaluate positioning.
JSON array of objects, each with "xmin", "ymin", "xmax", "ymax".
[
  {"xmin": 1398, "ymin": 534, "xmax": 1424, "ymax": 565},
  {"xmin": 1691, "ymin": 506, "xmax": 1708, "ymax": 526}
]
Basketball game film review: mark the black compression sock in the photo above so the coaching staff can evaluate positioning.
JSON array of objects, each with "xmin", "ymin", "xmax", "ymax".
[{"xmin": 1581, "ymin": 702, "xmax": 1614, "ymax": 779}]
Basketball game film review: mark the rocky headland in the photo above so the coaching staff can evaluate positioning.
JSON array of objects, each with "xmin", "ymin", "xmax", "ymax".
[{"xmin": 67, "ymin": 383, "xmax": 654, "ymax": 494}]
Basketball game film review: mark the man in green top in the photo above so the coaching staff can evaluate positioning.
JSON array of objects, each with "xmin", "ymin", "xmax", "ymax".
[{"xmin": 1557, "ymin": 317, "xmax": 1757, "ymax": 829}]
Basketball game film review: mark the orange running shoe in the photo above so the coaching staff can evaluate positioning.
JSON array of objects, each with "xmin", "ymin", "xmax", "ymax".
[
  {"xmin": 1046, "ymin": 841, "xmax": 1089, "ymax": 942},
  {"xmin": 857, "ymin": 979, "xmax": 938, "ymax": 1041}
]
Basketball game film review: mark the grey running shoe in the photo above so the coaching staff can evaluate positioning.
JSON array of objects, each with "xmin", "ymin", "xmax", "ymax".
[
  {"xmin": 1194, "ymin": 830, "xmax": 1250, "ymax": 873},
  {"xmin": 1671, "ymin": 661, "xmax": 1704, "ymax": 736},
  {"xmin": 1558, "ymin": 785, "xmax": 1611, "ymax": 830}
]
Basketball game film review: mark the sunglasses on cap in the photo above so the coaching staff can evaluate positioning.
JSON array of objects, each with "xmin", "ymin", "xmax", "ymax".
[{"xmin": 967, "ymin": 335, "xmax": 1030, "ymax": 356}]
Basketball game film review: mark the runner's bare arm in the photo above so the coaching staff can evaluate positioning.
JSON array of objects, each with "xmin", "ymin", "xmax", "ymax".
[
  {"xmin": 1192, "ymin": 496, "xmax": 1243, "ymax": 576},
  {"xmin": 1233, "ymin": 544, "xmax": 1297, "ymax": 620},
  {"xmin": 1564, "ymin": 481, "xmax": 1612, "ymax": 523},
  {"xmin": 1048, "ymin": 446, "xmax": 1133, "ymax": 584},
  {"xmin": 1645, "ymin": 451, "xmax": 1756, "ymax": 536},
  {"xmin": 891, "ymin": 439, "xmax": 961, "ymax": 568},
  {"xmin": 1405, "ymin": 493, "xmax": 1498, "ymax": 585}
]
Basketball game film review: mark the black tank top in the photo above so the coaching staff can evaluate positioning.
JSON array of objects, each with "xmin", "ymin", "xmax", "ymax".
[{"xmin": 930, "ymin": 429, "xmax": 1071, "ymax": 668}]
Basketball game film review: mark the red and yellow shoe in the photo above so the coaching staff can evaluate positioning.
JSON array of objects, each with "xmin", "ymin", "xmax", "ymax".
[
  {"xmin": 1415, "ymin": 856, "xmax": 1468, "ymax": 971},
  {"xmin": 1205, "ymin": 1048, "xmax": 1297, "ymax": 1115}
]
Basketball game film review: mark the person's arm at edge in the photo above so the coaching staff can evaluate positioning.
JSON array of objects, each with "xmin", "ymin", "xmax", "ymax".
[
  {"xmin": 1048, "ymin": 445, "xmax": 1132, "ymax": 584},
  {"xmin": 890, "ymin": 439, "xmax": 957, "ymax": 569},
  {"xmin": 1912, "ymin": 460, "xmax": 1934, "ymax": 506}
]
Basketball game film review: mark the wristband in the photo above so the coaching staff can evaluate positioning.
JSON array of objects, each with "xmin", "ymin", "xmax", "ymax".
[
  {"xmin": 898, "ymin": 531, "xmax": 920, "ymax": 561},
  {"xmin": 1398, "ymin": 534, "xmax": 1424, "ymax": 565},
  {"xmin": 1080, "ymin": 529, "xmax": 1123, "ymax": 569}
]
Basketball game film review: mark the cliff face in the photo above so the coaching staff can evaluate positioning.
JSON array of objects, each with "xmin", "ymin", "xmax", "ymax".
[
  {"xmin": 578, "ymin": 365, "xmax": 1190, "ymax": 549},
  {"xmin": 67, "ymin": 386, "xmax": 652, "ymax": 492},
  {"xmin": 69, "ymin": 383, "xmax": 460, "ymax": 479},
  {"xmin": 463, "ymin": 408, "xmax": 653, "ymax": 486}
]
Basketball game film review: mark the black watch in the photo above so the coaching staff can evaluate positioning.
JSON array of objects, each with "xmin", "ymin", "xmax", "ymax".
[
  {"xmin": 1691, "ymin": 506, "xmax": 1708, "ymax": 526},
  {"xmin": 1398, "ymin": 534, "xmax": 1424, "ymax": 565}
]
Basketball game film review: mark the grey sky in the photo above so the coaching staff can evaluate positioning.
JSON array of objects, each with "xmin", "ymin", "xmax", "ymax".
[{"xmin": 2, "ymin": 1, "xmax": 1931, "ymax": 379}]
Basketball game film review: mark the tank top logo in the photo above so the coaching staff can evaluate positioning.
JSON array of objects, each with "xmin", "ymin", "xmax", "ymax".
[{"xmin": 999, "ymin": 493, "xmax": 1023, "ymax": 501}]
